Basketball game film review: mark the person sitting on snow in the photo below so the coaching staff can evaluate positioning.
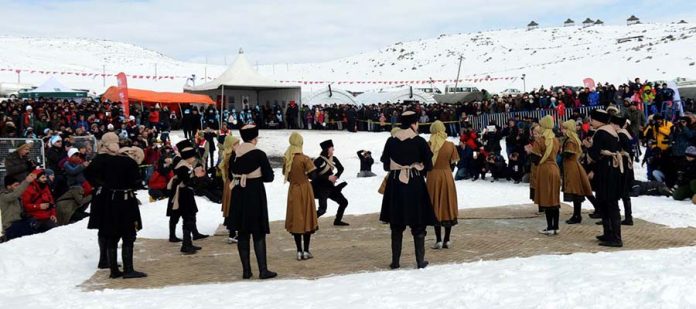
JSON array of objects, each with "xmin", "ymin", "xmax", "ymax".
[
  {"xmin": 356, "ymin": 150, "xmax": 376, "ymax": 177},
  {"xmin": 1, "ymin": 173, "xmax": 37, "ymax": 242},
  {"xmin": 20, "ymin": 169, "xmax": 57, "ymax": 233},
  {"xmin": 672, "ymin": 146, "xmax": 696, "ymax": 202}
]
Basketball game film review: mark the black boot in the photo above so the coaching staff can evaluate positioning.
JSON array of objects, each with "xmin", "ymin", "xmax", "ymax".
[
  {"xmin": 98, "ymin": 236, "xmax": 109, "ymax": 269},
  {"xmin": 192, "ymin": 224, "xmax": 209, "ymax": 240},
  {"xmin": 390, "ymin": 230, "xmax": 402, "ymax": 269},
  {"xmin": 253, "ymin": 236, "xmax": 277, "ymax": 279},
  {"xmin": 181, "ymin": 229, "xmax": 198, "ymax": 255},
  {"xmin": 414, "ymin": 233, "xmax": 428, "ymax": 269},
  {"xmin": 237, "ymin": 235, "xmax": 253, "ymax": 279},
  {"xmin": 565, "ymin": 216, "xmax": 582, "ymax": 224},
  {"xmin": 122, "ymin": 245, "xmax": 147, "ymax": 279},
  {"xmin": 621, "ymin": 197, "xmax": 633, "ymax": 226},
  {"xmin": 566, "ymin": 200, "xmax": 582, "ymax": 224},
  {"xmin": 107, "ymin": 246, "xmax": 122, "ymax": 279},
  {"xmin": 333, "ymin": 205, "xmax": 349, "ymax": 226},
  {"xmin": 169, "ymin": 221, "xmax": 182, "ymax": 243}
]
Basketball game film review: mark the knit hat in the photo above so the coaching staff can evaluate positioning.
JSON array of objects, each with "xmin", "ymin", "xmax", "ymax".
[
  {"xmin": 686, "ymin": 146, "xmax": 696, "ymax": 158},
  {"xmin": 239, "ymin": 124, "xmax": 259, "ymax": 142},
  {"xmin": 107, "ymin": 124, "xmax": 114, "ymax": 131},
  {"xmin": 43, "ymin": 128, "xmax": 51, "ymax": 135},
  {"xmin": 43, "ymin": 169, "xmax": 54, "ymax": 177},
  {"xmin": 26, "ymin": 105, "xmax": 32, "ymax": 111},
  {"xmin": 49, "ymin": 135, "xmax": 62, "ymax": 146},
  {"xmin": 67, "ymin": 147, "xmax": 79, "ymax": 158}
]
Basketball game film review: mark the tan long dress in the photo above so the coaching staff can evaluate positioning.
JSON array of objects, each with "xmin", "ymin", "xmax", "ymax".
[
  {"xmin": 284, "ymin": 154, "xmax": 319, "ymax": 234},
  {"xmin": 531, "ymin": 137, "xmax": 561, "ymax": 208},
  {"xmin": 426, "ymin": 141, "xmax": 460, "ymax": 226},
  {"xmin": 561, "ymin": 138, "xmax": 593, "ymax": 201}
]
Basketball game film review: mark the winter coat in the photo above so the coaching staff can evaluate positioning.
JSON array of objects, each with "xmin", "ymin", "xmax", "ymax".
[
  {"xmin": 357, "ymin": 151, "xmax": 374, "ymax": 172},
  {"xmin": 0, "ymin": 179, "xmax": 31, "ymax": 231},
  {"xmin": 63, "ymin": 158, "xmax": 87, "ymax": 187},
  {"xmin": 55, "ymin": 186, "xmax": 92, "ymax": 225},
  {"xmin": 626, "ymin": 108, "xmax": 646, "ymax": 138},
  {"xmin": 46, "ymin": 146, "xmax": 67, "ymax": 175},
  {"xmin": 148, "ymin": 170, "xmax": 173, "ymax": 191},
  {"xmin": 670, "ymin": 126, "xmax": 695, "ymax": 157},
  {"xmin": 644, "ymin": 121, "xmax": 673, "ymax": 151},
  {"xmin": 4, "ymin": 151, "xmax": 36, "ymax": 182},
  {"xmin": 227, "ymin": 145, "xmax": 275, "ymax": 234},
  {"xmin": 21, "ymin": 171, "xmax": 55, "ymax": 221}
]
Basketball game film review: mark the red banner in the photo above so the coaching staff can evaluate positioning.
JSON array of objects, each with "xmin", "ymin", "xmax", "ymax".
[
  {"xmin": 583, "ymin": 78, "xmax": 595, "ymax": 91},
  {"xmin": 116, "ymin": 72, "xmax": 130, "ymax": 117}
]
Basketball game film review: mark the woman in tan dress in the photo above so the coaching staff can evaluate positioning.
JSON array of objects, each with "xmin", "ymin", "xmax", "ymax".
[
  {"xmin": 219, "ymin": 135, "xmax": 240, "ymax": 243},
  {"xmin": 283, "ymin": 132, "xmax": 319, "ymax": 261},
  {"xmin": 528, "ymin": 124, "xmax": 542, "ymax": 212},
  {"xmin": 560, "ymin": 120, "xmax": 593, "ymax": 224},
  {"xmin": 426, "ymin": 121, "xmax": 460, "ymax": 249},
  {"xmin": 525, "ymin": 115, "xmax": 561, "ymax": 235}
]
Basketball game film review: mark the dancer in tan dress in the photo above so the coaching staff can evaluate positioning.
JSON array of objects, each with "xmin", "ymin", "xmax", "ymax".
[
  {"xmin": 283, "ymin": 132, "xmax": 319, "ymax": 260},
  {"xmin": 426, "ymin": 121, "xmax": 460, "ymax": 249},
  {"xmin": 525, "ymin": 115, "xmax": 561, "ymax": 235},
  {"xmin": 560, "ymin": 120, "xmax": 593, "ymax": 224},
  {"xmin": 219, "ymin": 135, "xmax": 241, "ymax": 243}
]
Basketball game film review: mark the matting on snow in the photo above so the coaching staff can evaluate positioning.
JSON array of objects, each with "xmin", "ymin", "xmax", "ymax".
[{"xmin": 79, "ymin": 204, "xmax": 696, "ymax": 291}]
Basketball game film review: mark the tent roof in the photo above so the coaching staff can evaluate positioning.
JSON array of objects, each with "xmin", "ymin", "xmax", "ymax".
[
  {"xmin": 564, "ymin": 18, "xmax": 575, "ymax": 23},
  {"xmin": 28, "ymin": 77, "xmax": 83, "ymax": 93},
  {"xmin": 102, "ymin": 86, "xmax": 215, "ymax": 104},
  {"xmin": 355, "ymin": 88, "xmax": 436, "ymax": 105},
  {"xmin": 185, "ymin": 49, "xmax": 297, "ymax": 91},
  {"xmin": 527, "ymin": 21, "xmax": 539, "ymax": 26},
  {"xmin": 627, "ymin": 15, "xmax": 639, "ymax": 21},
  {"xmin": 583, "ymin": 18, "xmax": 594, "ymax": 23},
  {"xmin": 303, "ymin": 86, "xmax": 358, "ymax": 106}
]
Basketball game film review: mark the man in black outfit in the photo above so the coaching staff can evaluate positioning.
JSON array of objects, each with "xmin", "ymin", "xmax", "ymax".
[
  {"xmin": 588, "ymin": 110, "xmax": 624, "ymax": 247},
  {"xmin": 380, "ymin": 111, "xmax": 437, "ymax": 269},
  {"xmin": 227, "ymin": 124, "xmax": 277, "ymax": 279},
  {"xmin": 312, "ymin": 140, "xmax": 350, "ymax": 226}
]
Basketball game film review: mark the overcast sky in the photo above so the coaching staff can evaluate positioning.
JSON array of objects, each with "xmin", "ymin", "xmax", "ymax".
[{"xmin": 2, "ymin": 0, "xmax": 695, "ymax": 65}]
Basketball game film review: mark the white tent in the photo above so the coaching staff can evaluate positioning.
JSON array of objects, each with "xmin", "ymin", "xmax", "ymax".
[
  {"xmin": 184, "ymin": 49, "xmax": 301, "ymax": 112},
  {"xmin": 18, "ymin": 76, "xmax": 88, "ymax": 99},
  {"xmin": 355, "ymin": 87, "xmax": 436, "ymax": 105},
  {"xmin": 303, "ymin": 85, "xmax": 357, "ymax": 106}
]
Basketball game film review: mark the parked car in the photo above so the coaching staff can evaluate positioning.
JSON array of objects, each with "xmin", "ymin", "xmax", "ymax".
[
  {"xmin": 499, "ymin": 88, "xmax": 522, "ymax": 97},
  {"xmin": 434, "ymin": 85, "xmax": 483, "ymax": 103}
]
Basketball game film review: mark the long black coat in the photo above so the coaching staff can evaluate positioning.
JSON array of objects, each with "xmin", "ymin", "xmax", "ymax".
[
  {"xmin": 588, "ymin": 129, "xmax": 623, "ymax": 201},
  {"xmin": 379, "ymin": 133, "xmax": 437, "ymax": 226},
  {"xmin": 312, "ymin": 155, "xmax": 344, "ymax": 198},
  {"xmin": 618, "ymin": 131, "xmax": 635, "ymax": 194},
  {"xmin": 166, "ymin": 159, "xmax": 198, "ymax": 217},
  {"xmin": 226, "ymin": 148, "xmax": 274, "ymax": 234},
  {"xmin": 85, "ymin": 154, "xmax": 142, "ymax": 237}
]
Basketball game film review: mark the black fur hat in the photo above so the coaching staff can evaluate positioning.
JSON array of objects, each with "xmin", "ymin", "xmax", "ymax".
[
  {"xmin": 176, "ymin": 140, "xmax": 197, "ymax": 160},
  {"xmin": 239, "ymin": 124, "xmax": 259, "ymax": 142}
]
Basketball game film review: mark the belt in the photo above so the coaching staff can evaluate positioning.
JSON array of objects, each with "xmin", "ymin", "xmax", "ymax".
[
  {"xmin": 231, "ymin": 168, "xmax": 262, "ymax": 188},
  {"xmin": 389, "ymin": 159, "xmax": 424, "ymax": 184}
]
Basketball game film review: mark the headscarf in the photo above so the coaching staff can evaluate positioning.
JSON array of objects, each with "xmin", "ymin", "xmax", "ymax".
[
  {"xmin": 219, "ymin": 135, "xmax": 241, "ymax": 182},
  {"xmin": 429, "ymin": 120, "xmax": 447, "ymax": 165},
  {"xmin": 562, "ymin": 119, "xmax": 581, "ymax": 152},
  {"xmin": 98, "ymin": 132, "xmax": 120, "ymax": 155},
  {"xmin": 283, "ymin": 132, "xmax": 304, "ymax": 182},
  {"xmin": 538, "ymin": 116, "xmax": 556, "ymax": 164}
]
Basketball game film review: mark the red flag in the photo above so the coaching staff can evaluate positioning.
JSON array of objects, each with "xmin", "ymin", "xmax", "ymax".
[
  {"xmin": 583, "ymin": 78, "xmax": 595, "ymax": 90},
  {"xmin": 116, "ymin": 72, "xmax": 130, "ymax": 117}
]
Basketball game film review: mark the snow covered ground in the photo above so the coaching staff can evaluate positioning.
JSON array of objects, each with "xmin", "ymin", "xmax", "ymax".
[{"xmin": 1, "ymin": 130, "xmax": 696, "ymax": 308}]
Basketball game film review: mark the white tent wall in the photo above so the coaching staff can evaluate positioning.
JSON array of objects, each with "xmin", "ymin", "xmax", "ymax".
[{"xmin": 192, "ymin": 88, "xmax": 300, "ymax": 111}]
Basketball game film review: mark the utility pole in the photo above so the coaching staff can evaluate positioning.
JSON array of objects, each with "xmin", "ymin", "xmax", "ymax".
[
  {"xmin": 454, "ymin": 55, "xmax": 464, "ymax": 89},
  {"xmin": 522, "ymin": 73, "xmax": 527, "ymax": 92}
]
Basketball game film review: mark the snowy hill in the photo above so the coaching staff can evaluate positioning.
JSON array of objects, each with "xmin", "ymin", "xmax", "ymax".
[
  {"xmin": 0, "ymin": 37, "xmax": 226, "ymax": 94},
  {"xmin": 259, "ymin": 23, "xmax": 696, "ymax": 92},
  {"xmin": 1, "ymin": 23, "xmax": 695, "ymax": 95}
]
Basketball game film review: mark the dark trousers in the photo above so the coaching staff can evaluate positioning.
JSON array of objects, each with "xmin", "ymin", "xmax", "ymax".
[
  {"xmin": 599, "ymin": 199, "xmax": 622, "ymax": 242},
  {"xmin": 35, "ymin": 219, "xmax": 57, "ymax": 233},
  {"xmin": 4, "ymin": 219, "xmax": 36, "ymax": 240},
  {"xmin": 317, "ymin": 190, "xmax": 348, "ymax": 218},
  {"xmin": 149, "ymin": 189, "xmax": 168, "ymax": 200},
  {"xmin": 390, "ymin": 224, "xmax": 426, "ymax": 237}
]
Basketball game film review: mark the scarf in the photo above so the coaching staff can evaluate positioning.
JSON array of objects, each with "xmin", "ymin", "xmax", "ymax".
[
  {"xmin": 283, "ymin": 132, "xmax": 304, "ymax": 182},
  {"xmin": 562, "ymin": 120, "xmax": 582, "ymax": 154},
  {"xmin": 219, "ymin": 135, "xmax": 240, "ymax": 182},
  {"xmin": 539, "ymin": 115, "xmax": 555, "ymax": 164},
  {"xmin": 429, "ymin": 120, "xmax": 447, "ymax": 165}
]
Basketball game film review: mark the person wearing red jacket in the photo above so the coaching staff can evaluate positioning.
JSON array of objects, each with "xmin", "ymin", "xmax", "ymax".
[
  {"xmin": 148, "ymin": 107, "xmax": 160, "ymax": 129},
  {"xmin": 21, "ymin": 169, "xmax": 57, "ymax": 233},
  {"xmin": 148, "ymin": 157, "xmax": 174, "ymax": 201}
]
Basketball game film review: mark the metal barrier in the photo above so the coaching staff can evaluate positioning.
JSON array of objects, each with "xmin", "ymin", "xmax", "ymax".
[
  {"xmin": 70, "ymin": 135, "xmax": 98, "ymax": 160},
  {"xmin": 0, "ymin": 138, "xmax": 46, "ymax": 187},
  {"xmin": 468, "ymin": 106, "xmax": 603, "ymax": 131}
]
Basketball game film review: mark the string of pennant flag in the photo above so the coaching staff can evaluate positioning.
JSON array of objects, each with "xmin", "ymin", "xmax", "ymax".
[
  {"xmin": 0, "ymin": 67, "xmax": 190, "ymax": 80},
  {"xmin": 279, "ymin": 76, "xmax": 518, "ymax": 85}
]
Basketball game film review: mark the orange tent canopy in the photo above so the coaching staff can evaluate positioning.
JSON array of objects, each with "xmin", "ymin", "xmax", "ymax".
[{"xmin": 101, "ymin": 86, "xmax": 215, "ymax": 105}]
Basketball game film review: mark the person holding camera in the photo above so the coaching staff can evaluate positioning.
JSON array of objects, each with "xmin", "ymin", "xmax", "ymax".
[
  {"xmin": 1, "ymin": 173, "xmax": 37, "ymax": 241},
  {"xmin": 356, "ymin": 150, "xmax": 376, "ymax": 177},
  {"xmin": 20, "ymin": 169, "xmax": 57, "ymax": 233},
  {"xmin": 643, "ymin": 114, "xmax": 673, "ymax": 151}
]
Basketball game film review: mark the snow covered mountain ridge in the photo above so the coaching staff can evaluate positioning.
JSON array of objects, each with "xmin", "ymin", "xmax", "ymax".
[{"xmin": 1, "ymin": 23, "xmax": 695, "ymax": 94}]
